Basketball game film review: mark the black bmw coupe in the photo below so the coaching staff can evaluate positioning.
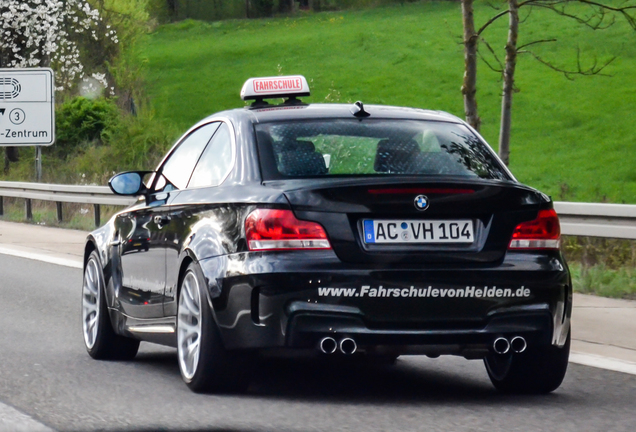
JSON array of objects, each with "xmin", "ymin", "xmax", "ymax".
[{"xmin": 81, "ymin": 76, "xmax": 571, "ymax": 393}]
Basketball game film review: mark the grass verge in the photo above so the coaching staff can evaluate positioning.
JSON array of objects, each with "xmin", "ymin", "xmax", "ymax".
[
  {"xmin": 569, "ymin": 263, "xmax": 636, "ymax": 300},
  {"xmin": 0, "ymin": 198, "xmax": 124, "ymax": 232}
]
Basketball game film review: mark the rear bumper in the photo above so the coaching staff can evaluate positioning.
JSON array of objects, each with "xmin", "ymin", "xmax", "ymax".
[
  {"xmin": 201, "ymin": 250, "xmax": 571, "ymax": 352},
  {"xmin": 286, "ymin": 303, "xmax": 553, "ymax": 358}
]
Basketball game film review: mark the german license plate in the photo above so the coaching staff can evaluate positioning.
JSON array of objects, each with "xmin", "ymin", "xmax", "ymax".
[{"xmin": 363, "ymin": 219, "xmax": 474, "ymax": 244}]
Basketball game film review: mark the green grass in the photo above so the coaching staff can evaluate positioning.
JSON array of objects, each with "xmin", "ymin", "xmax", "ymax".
[
  {"xmin": 140, "ymin": 1, "xmax": 636, "ymax": 203},
  {"xmin": 570, "ymin": 263, "xmax": 636, "ymax": 300},
  {"xmin": 563, "ymin": 236, "xmax": 636, "ymax": 299}
]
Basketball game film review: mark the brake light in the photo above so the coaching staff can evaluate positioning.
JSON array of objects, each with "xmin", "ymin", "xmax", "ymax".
[
  {"xmin": 368, "ymin": 188, "xmax": 474, "ymax": 195},
  {"xmin": 245, "ymin": 209, "xmax": 331, "ymax": 251},
  {"xmin": 509, "ymin": 209, "xmax": 561, "ymax": 249}
]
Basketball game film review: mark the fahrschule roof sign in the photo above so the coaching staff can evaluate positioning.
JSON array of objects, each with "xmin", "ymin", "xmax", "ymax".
[{"xmin": 0, "ymin": 68, "xmax": 55, "ymax": 146}]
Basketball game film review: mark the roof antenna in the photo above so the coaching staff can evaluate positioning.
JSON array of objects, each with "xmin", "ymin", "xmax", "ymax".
[{"xmin": 351, "ymin": 101, "xmax": 370, "ymax": 118}]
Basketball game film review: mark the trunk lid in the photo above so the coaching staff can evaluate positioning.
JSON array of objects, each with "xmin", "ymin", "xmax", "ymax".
[{"xmin": 269, "ymin": 177, "xmax": 548, "ymax": 265}]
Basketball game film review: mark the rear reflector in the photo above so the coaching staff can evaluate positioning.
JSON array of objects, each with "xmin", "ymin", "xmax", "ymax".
[
  {"xmin": 509, "ymin": 209, "xmax": 561, "ymax": 250},
  {"xmin": 245, "ymin": 209, "xmax": 331, "ymax": 251}
]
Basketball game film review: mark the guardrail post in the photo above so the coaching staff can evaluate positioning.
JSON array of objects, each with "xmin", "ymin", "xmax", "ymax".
[
  {"xmin": 56, "ymin": 202, "xmax": 63, "ymax": 222},
  {"xmin": 0, "ymin": 196, "xmax": 3, "ymax": 216},
  {"xmin": 94, "ymin": 204, "xmax": 100, "ymax": 227},
  {"xmin": 25, "ymin": 199, "xmax": 32, "ymax": 220}
]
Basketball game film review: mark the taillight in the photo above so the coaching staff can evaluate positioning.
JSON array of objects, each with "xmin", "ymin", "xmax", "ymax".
[
  {"xmin": 509, "ymin": 209, "xmax": 561, "ymax": 249},
  {"xmin": 245, "ymin": 209, "xmax": 331, "ymax": 251}
]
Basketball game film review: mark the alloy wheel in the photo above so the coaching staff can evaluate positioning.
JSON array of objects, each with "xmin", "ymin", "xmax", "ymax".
[
  {"xmin": 82, "ymin": 257, "xmax": 101, "ymax": 349},
  {"xmin": 177, "ymin": 270, "xmax": 203, "ymax": 381}
]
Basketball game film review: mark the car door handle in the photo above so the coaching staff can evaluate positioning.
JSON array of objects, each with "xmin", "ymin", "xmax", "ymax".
[{"xmin": 154, "ymin": 215, "xmax": 171, "ymax": 226}]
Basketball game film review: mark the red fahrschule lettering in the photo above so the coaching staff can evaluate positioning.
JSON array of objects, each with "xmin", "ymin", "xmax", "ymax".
[{"xmin": 253, "ymin": 77, "xmax": 302, "ymax": 93}]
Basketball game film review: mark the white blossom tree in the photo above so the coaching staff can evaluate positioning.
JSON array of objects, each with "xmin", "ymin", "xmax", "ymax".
[
  {"xmin": 1, "ymin": 0, "xmax": 118, "ymax": 170},
  {"xmin": 1, "ymin": 0, "xmax": 118, "ymax": 89}
]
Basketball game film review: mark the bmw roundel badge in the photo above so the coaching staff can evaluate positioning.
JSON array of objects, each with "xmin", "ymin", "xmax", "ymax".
[{"xmin": 414, "ymin": 195, "xmax": 429, "ymax": 211}]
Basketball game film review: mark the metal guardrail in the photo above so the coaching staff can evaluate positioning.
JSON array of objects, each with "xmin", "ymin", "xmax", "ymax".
[
  {"xmin": 554, "ymin": 202, "xmax": 636, "ymax": 240},
  {"xmin": 1, "ymin": 181, "xmax": 636, "ymax": 237},
  {"xmin": 0, "ymin": 181, "xmax": 136, "ymax": 227}
]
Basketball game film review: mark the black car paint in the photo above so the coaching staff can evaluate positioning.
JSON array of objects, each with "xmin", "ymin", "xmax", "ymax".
[{"xmin": 85, "ymin": 104, "xmax": 571, "ymax": 356}]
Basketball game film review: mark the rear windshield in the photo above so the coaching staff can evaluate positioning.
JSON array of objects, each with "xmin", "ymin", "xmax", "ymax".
[{"xmin": 255, "ymin": 119, "xmax": 509, "ymax": 180}]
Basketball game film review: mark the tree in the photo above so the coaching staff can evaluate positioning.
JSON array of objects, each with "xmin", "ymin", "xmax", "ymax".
[
  {"xmin": 167, "ymin": 0, "xmax": 179, "ymax": 20},
  {"xmin": 0, "ymin": 0, "xmax": 117, "ymax": 171},
  {"xmin": 461, "ymin": 0, "xmax": 481, "ymax": 132},
  {"xmin": 460, "ymin": 0, "xmax": 636, "ymax": 165}
]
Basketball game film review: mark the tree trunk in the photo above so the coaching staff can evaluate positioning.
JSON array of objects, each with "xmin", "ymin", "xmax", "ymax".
[
  {"xmin": 4, "ymin": 147, "xmax": 19, "ymax": 173},
  {"xmin": 167, "ymin": 0, "xmax": 179, "ymax": 21},
  {"xmin": 498, "ymin": 0, "xmax": 519, "ymax": 166},
  {"xmin": 461, "ymin": 0, "xmax": 481, "ymax": 132},
  {"xmin": 6, "ymin": 147, "xmax": 19, "ymax": 163}
]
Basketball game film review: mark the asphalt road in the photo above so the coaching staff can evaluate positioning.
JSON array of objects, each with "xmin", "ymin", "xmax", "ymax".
[{"xmin": 1, "ymin": 255, "xmax": 636, "ymax": 432}]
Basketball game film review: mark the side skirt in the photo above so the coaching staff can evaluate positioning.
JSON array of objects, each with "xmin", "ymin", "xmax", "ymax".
[{"xmin": 109, "ymin": 308, "xmax": 177, "ymax": 347}]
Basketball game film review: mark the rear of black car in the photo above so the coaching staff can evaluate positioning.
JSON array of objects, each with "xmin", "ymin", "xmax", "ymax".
[{"xmin": 214, "ymin": 108, "xmax": 570, "ymax": 393}]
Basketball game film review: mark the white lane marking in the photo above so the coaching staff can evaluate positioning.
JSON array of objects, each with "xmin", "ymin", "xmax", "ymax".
[
  {"xmin": 0, "ymin": 246, "xmax": 82, "ymax": 269},
  {"xmin": 570, "ymin": 351, "xmax": 636, "ymax": 376},
  {"xmin": 0, "ymin": 402, "xmax": 55, "ymax": 432}
]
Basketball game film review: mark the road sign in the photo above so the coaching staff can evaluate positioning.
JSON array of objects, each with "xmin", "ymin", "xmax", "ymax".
[{"xmin": 0, "ymin": 68, "xmax": 55, "ymax": 146}]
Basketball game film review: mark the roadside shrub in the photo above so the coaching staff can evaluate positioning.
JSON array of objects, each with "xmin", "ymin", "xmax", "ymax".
[
  {"xmin": 97, "ymin": 0, "xmax": 153, "ymax": 105},
  {"xmin": 562, "ymin": 236, "xmax": 636, "ymax": 270},
  {"xmin": 53, "ymin": 97, "xmax": 120, "ymax": 159},
  {"xmin": 104, "ymin": 111, "xmax": 179, "ymax": 172}
]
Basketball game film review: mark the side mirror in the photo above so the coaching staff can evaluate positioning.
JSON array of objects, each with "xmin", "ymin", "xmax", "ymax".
[{"xmin": 109, "ymin": 171, "xmax": 151, "ymax": 196}]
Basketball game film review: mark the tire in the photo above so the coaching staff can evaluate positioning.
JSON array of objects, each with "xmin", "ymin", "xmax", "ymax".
[
  {"xmin": 485, "ymin": 330, "xmax": 570, "ymax": 394},
  {"xmin": 177, "ymin": 262, "xmax": 253, "ymax": 393},
  {"xmin": 82, "ymin": 250, "xmax": 140, "ymax": 360}
]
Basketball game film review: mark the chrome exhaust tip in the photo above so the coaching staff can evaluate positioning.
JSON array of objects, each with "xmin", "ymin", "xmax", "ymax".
[
  {"xmin": 319, "ymin": 337, "xmax": 337, "ymax": 354},
  {"xmin": 493, "ymin": 337, "xmax": 510, "ymax": 355},
  {"xmin": 339, "ymin": 338, "xmax": 357, "ymax": 355},
  {"xmin": 510, "ymin": 336, "xmax": 527, "ymax": 353}
]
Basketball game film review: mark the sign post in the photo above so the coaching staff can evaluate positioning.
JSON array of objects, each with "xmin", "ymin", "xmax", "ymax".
[{"xmin": 0, "ymin": 68, "xmax": 55, "ymax": 181}]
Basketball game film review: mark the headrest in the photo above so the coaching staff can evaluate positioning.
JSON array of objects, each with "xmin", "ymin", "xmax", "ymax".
[
  {"xmin": 278, "ymin": 151, "xmax": 328, "ymax": 176},
  {"xmin": 280, "ymin": 138, "xmax": 316, "ymax": 153},
  {"xmin": 374, "ymin": 139, "xmax": 421, "ymax": 172}
]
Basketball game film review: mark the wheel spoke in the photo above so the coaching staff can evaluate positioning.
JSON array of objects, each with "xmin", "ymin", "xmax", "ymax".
[
  {"xmin": 87, "ymin": 314, "xmax": 98, "ymax": 333},
  {"xmin": 186, "ymin": 338, "xmax": 200, "ymax": 358},
  {"xmin": 182, "ymin": 292, "xmax": 199, "ymax": 316},
  {"xmin": 178, "ymin": 319, "xmax": 199, "ymax": 339},
  {"xmin": 87, "ymin": 263, "xmax": 96, "ymax": 285},
  {"xmin": 83, "ymin": 287, "xmax": 97, "ymax": 306},
  {"xmin": 182, "ymin": 278, "xmax": 200, "ymax": 314},
  {"xmin": 185, "ymin": 350, "xmax": 197, "ymax": 374}
]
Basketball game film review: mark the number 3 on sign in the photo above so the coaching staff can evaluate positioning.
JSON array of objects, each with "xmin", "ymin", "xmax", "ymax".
[{"xmin": 9, "ymin": 108, "xmax": 25, "ymax": 125}]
